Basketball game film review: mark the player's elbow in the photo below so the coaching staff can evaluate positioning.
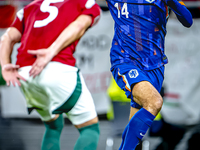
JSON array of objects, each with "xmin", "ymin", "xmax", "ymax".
[
  {"xmin": 0, "ymin": 37, "xmax": 2, "ymax": 45},
  {"xmin": 182, "ymin": 19, "xmax": 193, "ymax": 28},
  {"xmin": 1, "ymin": 28, "xmax": 21, "ymax": 45},
  {"xmin": 180, "ymin": 11, "xmax": 193, "ymax": 28},
  {"xmin": 0, "ymin": 33, "xmax": 9, "ymax": 45},
  {"xmin": 76, "ymin": 20, "xmax": 91, "ymax": 37},
  {"xmin": 76, "ymin": 22, "xmax": 86, "ymax": 31},
  {"xmin": 178, "ymin": 16, "xmax": 193, "ymax": 28},
  {"xmin": 76, "ymin": 15, "xmax": 92, "ymax": 33},
  {"xmin": 1, "ymin": 33, "xmax": 14, "ymax": 48},
  {"xmin": 182, "ymin": 22, "xmax": 193, "ymax": 28},
  {"xmin": 75, "ymin": 22, "xmax": 87, "ymax": 37},
  {"xmin": 185, "ymin": 19, "xmax": 193, "ymax": 28}
]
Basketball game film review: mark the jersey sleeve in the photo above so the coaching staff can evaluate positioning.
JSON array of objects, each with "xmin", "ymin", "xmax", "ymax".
[
  {"xmin": 11, "ymin": 8, "xmax": 24, "ymax": 34},
  {"xmin": 166, "ymin": 0, "xmax": 193, "ymax": 27},
  {"xmin": 80, "ymin": 0, "xmax": 101, "ymax": 26}
]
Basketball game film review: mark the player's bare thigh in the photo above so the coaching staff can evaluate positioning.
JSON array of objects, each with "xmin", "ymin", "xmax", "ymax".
[
  {"xmin": 45, "ymin": 114, "xmax": 60, "ymax": 122},
  {"xmin": 45, "ymin": 115, "xmax": 98, "ymax": 129},
  {"xmin": 131, "ymin": 81, "xmax": 163, "ymax": 116},
  {"xmin": 74, "ymin": 117, "xmax": 99, "ymax": 129}
]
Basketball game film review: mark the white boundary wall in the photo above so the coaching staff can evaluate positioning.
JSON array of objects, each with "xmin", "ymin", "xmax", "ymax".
[{"xmin": 162, "ymin": 18, "xmax": 200, "ymax": 125}]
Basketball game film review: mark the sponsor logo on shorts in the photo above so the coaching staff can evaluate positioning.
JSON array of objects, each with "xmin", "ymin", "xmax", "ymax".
[
  {"xmin": 140, "ymin": 133, "xmax": 145, "ymax": 137},
  {"xmin": 128, "ymin": 69, "xmax": 139, "ymax": 78},
  {"xmin": 145, "ymin": 0, "xmax": 155, "ymax": 3}
]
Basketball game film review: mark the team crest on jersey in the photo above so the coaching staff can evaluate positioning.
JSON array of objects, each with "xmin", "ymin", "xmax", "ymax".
[
  {"xmin": 145, "ymin": 0, "xmax": 155, "ymax": 3},
  {"xmin": 128, "ymin": 69, "xmax": 139, "ymax": 78}
]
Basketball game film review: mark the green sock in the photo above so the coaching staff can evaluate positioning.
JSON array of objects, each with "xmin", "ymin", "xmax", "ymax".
[
  {"xmin": 42, "ymin": 114, "xmax": 64, "ymax": 150},
  {"xmin": 74, "ymin": 123, "xmax": 100, "ymax": 150},
  {"xmin": 0, "ymin": 65, "xmax": 6, "ymax": 86}
]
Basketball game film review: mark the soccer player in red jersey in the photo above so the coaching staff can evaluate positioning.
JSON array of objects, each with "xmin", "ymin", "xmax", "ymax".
[{"xmin": 0, "ymin": 0, "xmax": 101, "ymax": 150}]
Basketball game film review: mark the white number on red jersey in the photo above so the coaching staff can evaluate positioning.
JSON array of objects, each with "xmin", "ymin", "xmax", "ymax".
[{"xmin": 34, "ymin": 0, "xmax": 64, "ymax": 28}]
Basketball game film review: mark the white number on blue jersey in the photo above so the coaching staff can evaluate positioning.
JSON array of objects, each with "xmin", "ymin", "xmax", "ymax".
[
  {"xmin": 34, "ymin": 0, "xmax": 64, "ymax": 28},
  {"xmin": 114, "ymin": 3, "xmax": 129, "ymax": 18},
  {"xmin": 114, "ymin": 3, "xmax": 120, "ymax": 18}
]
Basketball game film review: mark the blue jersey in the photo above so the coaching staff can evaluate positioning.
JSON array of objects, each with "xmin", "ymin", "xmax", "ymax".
[{"xmin": 107, "ymin": 0, "xmax": 192, "ymax": 70}]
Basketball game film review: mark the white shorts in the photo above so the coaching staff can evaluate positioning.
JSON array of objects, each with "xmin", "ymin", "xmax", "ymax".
[{"xmin": 18, "ymin": 62, "xmax": 97, "ymax": 125}]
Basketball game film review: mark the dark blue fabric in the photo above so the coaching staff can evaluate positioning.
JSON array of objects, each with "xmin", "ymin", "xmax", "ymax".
[
  {"xmin": 107, "ymin": 0, "xmax": 192, "ymax": 70},
  {"xmin": 119, "ymin": 108, "xmax": 155, "ymax": 150},
  {"xmin": 167, "ymin": 0, "xmax": 193, "ymax": 27},
  {"xmin": 111, "ymin": 63, "xmax": 164, "ymax": 108}
]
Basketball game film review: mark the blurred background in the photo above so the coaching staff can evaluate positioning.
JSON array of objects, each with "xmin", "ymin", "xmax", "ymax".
[{"xmin": 0, "ymin": 0, "xmax": 200, "ymax": 149}]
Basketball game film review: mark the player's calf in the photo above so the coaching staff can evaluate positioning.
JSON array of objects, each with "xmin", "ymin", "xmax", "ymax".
[
  {"xmin": 74, "ymin": 122, "xmax": 100, "ymax": 150},
  {"xmin": 42, "ymin": 114, "xmax": 64, "ymax": 150}
]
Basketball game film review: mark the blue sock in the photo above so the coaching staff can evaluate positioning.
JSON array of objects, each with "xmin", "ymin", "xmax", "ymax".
[
  {"xmin": 119, "ymin": 124, "xmax": 128, "ymax": 150},
  {"xmin": 119, "ymin": 108, "xmax": 155, "ymax": 150}
]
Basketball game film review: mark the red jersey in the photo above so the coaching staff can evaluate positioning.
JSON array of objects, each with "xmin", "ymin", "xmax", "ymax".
[{"xmin": 11, "ymin": 0, "xmax": 101, "ymax": 67}]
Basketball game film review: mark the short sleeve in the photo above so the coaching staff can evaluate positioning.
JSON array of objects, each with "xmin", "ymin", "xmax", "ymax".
[
  {"xmin": 80, "ymin": 0, "xmax": 101, "ymax": 26},
  {"xmin": 11, "ymin": 8, "xmax": 24, "ymax": 34}
]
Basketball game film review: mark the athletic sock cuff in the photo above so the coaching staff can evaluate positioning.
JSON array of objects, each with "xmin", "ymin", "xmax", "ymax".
[
  {"xmin": 44, "ymin": 114, "xmax": 64, "ymax": 130},
  {"xmin": 78, "ymin": 122, "xmax": 100, "ymax": 133},
  {"xmin": 135, "ymin": 108, "xmax": 155, "ymax": 126}
]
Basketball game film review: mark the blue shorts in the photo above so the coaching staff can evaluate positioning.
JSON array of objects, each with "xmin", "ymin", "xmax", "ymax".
[{"xmin": 111, "ymin": 63, "xmax": 165, "ymax": 108}]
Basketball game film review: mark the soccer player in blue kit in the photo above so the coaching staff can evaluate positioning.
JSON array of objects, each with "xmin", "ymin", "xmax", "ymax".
[{"xmin": 106, "ymin": 0, "xmax": 193, "ymax": 149}]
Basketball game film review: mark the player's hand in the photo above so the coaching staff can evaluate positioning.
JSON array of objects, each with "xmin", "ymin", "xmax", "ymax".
[
  {"xmin": 1, "ymin": 64, "xmax": 26, "ymax": 86},
  {"xmin": 28, "ymin": 49, "xmax": 54, "ymax": 78}
]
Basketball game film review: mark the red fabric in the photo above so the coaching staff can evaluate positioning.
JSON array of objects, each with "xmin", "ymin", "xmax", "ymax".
[
  {"xmin": 11, "ymin": 0, "xmax": 101, "ymax": 67},
  {"xmin": 0, "ymin": 5, "xmax": 17, "ymax": 28}
]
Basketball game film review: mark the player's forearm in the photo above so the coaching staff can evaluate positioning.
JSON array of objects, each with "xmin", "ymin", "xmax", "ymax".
[
  {"xmin": 167, "ymin": 0, "xmax": 193, "ymax": 27},
  {"xmin": 49, "ymin": 15, "xmax": 92, "ymax": 57},
  {"xmin": 0, "ymin": 34, "xmax": 14, "ymax": 66},
  {"xmin": 0, "ymin": 28, "xmax": 21, "ymax": 67}
]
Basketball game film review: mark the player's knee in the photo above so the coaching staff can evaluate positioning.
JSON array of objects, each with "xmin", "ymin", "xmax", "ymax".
[
  {"xmin": 154, "ymin": 96, "xmax": 163, "ymax": 112},
  {"xmin": 149, "ymin": 95, "xmax": 163, "ymax": 113},
  {"xmin": 80, "ymin": 123, "xmax": 100, "ymax": 140},
  {"xmin": 44, "ymin": 114, "xmax": 64, "ymax": 131},
  {"xmin": 143, "ymin": 95, "xmax": 163, "ymax": 115},
  {"xmin": 74, "ymin": 123, "xmax": 100, "ymax": 150}
]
